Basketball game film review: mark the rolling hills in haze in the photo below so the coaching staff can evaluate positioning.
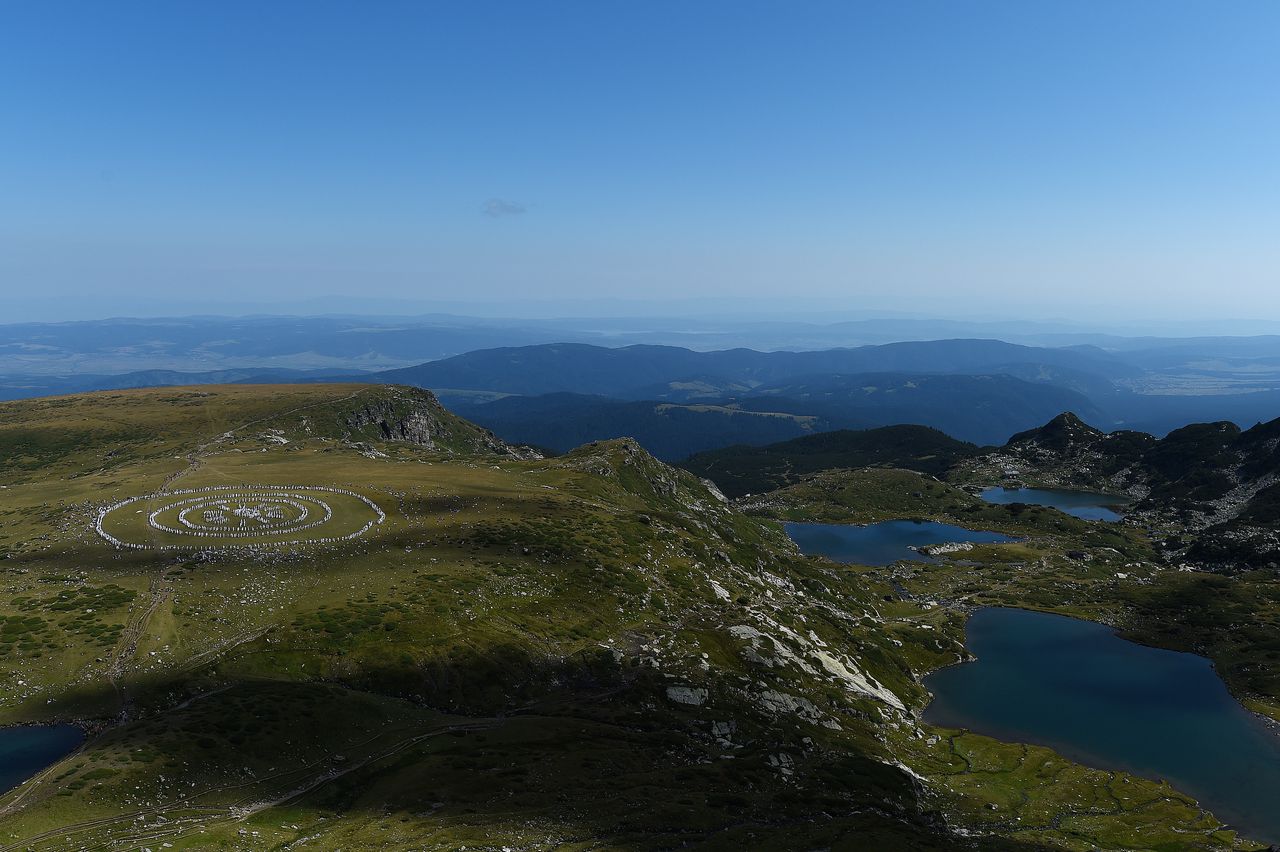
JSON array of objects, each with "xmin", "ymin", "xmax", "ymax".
[
  {"xmin": 371, "ymin": 339, "xmax": 1137, "ymax": 399},
  {"xmin": 452, "ymin": 372, "xmax": 1098, "ymax": 454},
  {"xmin": 5, "ymin": 327, "xmax": 1280, "ymax": 463},
  {"xmin": 376, "ymin": 341, "xmax": 1119, "ymax": 451},
  {"xmin": 449, "ymin": 393, "xmax": 829, "ymax": 460}
]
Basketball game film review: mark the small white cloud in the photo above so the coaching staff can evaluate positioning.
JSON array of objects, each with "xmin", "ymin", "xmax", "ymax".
[{"xmin": 482, "ymin": 198, "xmax": 526, "ymax": 217}]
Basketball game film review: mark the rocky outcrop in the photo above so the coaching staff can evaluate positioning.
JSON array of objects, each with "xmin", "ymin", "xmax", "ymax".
[
  {"xmin": 962, "ymin": 410, "xmax": 1280, "ymax": 571},
  {"xmin": 339, "ymin": 387, "xmax": 540, "ymax": 459},
  {"xmin": 561, "ymin": 437, "xmax": 721, "ymax": 506},
  {"xmin": 978, "ymin": 412, "xmax": 1155, "ymax": 494},
  {"xmin": 346, "ymin": 403, "xmax": 438, "ymax": 446}
]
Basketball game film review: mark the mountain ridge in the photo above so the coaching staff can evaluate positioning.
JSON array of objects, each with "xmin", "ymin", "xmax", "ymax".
[
  {"xmin": 371, "ymin": 339, "xmax": 1135, "ymax": 399},
  {"xmin": 958, "ymin": 411, "xmax": 1280, "ymax": 569}
]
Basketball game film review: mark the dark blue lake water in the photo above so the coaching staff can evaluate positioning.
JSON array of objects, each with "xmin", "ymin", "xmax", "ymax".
[
  {"xmin": 785, "ymin": 520, "xmax": 1016, "ymax": 567},
  {"xmin": 0, "ymin": 725, "xmax": 83, "ymax": 794},
  {"xmin": 981, "ymin": 486, "xmax": 1125, "ymax": 522},
  {"xmin": 924, "ymin": 607, "xmax": 1280, "ymax": 844}
]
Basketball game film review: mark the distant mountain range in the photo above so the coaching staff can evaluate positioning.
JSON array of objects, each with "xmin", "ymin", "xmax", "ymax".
[
  {"xmin": 6, "ymin": 314, "xmax": 1280, "ymax": 391},
  {"xmin": 372, "ymin": 339, "xmax": 1138, "ymax": 398},
  {"xmin": 361, "ymin": 340, "xmax": 1279, "ymax": 450},
  {"xmin": 450, "ymin": 372, "xmax": 1098, "ymax": 454},
  {"xmin": 0, "ymin": 315, "xmax": 621, "ymax": 375},
  {"xmin": 3, "ymin": 319, "xmax": 1280, "ymax": 455},
  {"xmin": 357, "ymin": 340, "xmax": 1114, "ymax": 449},
  {"xmin": 0, "ymin": 368, "xmax": 353, "ymax": 402}
]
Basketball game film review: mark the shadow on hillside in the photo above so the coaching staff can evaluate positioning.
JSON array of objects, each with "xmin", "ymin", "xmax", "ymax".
[
  {"xmin": 5, "ymin": 642, "xmax": 1055, "ymax": 851},
  {"xmin": 2, "ymin": 502, "xmax": 1058, "ymax": 849}
]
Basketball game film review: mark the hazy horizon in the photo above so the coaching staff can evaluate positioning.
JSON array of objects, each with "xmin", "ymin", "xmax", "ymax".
[{"xmin": 7, "ymin": 296, "xmax": 1280, "ymax": 340}]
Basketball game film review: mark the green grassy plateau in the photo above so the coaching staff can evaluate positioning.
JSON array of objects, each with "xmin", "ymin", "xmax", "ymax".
[{"xmin": 0, "ymin": 386, "xmax": 1267, "ymax": 850}]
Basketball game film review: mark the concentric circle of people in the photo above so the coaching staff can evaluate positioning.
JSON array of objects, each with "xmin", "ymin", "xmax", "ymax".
[{"xmin": 95, "ymin": 485, "xmax": 385, "ymax": 550}]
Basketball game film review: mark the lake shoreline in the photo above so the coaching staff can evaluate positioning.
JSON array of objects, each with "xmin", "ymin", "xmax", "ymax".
[
  {"xmin": 979, "ymin": 485, "xmax": 1129, "ymax": 522},
  {"xmin": 0, "ymin": 723, "xmax": 88, "ymax": 801},
  {"xmin": 785, "ymin": 519, "xmax": 1016, "ymax": 567},
  {"xmin": 922, "ymin": 605, "xmax": 1280, "ymax": 845}
]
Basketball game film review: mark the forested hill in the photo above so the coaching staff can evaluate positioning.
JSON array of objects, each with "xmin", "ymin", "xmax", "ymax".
[
  {"xmin": 681, "ymin": 425, "xmax": 983, "ymax": 497},
  {"xmin": 452, "ymin": 372, "xmax": 1097, "ymax": 454},
  {"xmin": 372, "ymin": 339, "xmax": 1134, "ymax": 399}
]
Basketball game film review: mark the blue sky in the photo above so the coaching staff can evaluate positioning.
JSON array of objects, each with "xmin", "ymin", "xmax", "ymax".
[{"xmin": 2, "ymin": 1, "xmax": 1278, "ymax": 321}]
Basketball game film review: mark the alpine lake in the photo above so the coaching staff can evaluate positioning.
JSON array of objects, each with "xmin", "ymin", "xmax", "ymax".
[
  {"xmin": 1, "ymin": 725, "xmax": 84, "ymax": 795},
  {"xmin": 784, "ymin": 517, "xmax": 1280, "ymax": 844},
  {"xmin": 926, "ymin": 608, "xmax": 1280, "ymax": 845},
  {"xmin": 980, "ymin": 486, "xmax": 1127, "ymax": 522},
  {"xmin": 784, "ymin": 519, "xmax": 1017, "ymax": 567}
]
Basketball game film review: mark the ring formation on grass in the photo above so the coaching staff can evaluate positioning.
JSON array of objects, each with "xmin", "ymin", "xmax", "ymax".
[{"xmin": 95, "ymin": 485, "xmax": 385, "ymax": 550}]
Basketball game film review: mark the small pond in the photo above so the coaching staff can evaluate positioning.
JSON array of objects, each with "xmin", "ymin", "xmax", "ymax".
[
  {"xmin": 924, "ymin": 607, "xmax": 1280, "ymax": 844},
  {"xmin": 785, "ymin": 520, "xmax": 1016, "ymax": 567},
  {"xmin": 981, "ymin": 486, "xmax": 1126, "ymax": 522},
  {"xmin": 0, "ymin": 724, "xmax": 84, "ymax": 795}
]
